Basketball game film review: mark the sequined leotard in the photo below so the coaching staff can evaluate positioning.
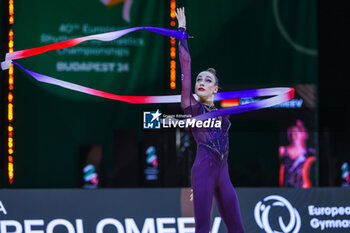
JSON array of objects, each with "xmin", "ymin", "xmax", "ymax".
[
  {"xmin": 281, "ymin": 150, "xmax": 307, "ymax": 187},
  {"xmin": 179, "ymin": 28, "xmax": 245, "ymax": 233},
  {"xmin": 185, "ymin": 102, "xmax": 231, "ymax": 161},
  {"xmin": 280, "ymin": 148, "xmax": 315, "ymax": 188}
]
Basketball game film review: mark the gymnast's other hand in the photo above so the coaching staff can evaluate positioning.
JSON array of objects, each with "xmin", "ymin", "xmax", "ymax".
[{"xmin": 175, "ymin": 7, "xmax": 186, "ymax": 29}]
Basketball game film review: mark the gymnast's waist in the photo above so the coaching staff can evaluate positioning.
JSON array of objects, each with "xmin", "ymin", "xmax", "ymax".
[{"xmin": 197, "ymin": 143, "xmax": 228, "ymax": 161}]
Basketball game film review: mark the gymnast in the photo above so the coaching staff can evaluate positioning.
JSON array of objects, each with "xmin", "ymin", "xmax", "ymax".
[
  {"xmin": 175, "ymin": 7, "xmax": 245, "ymax": 233},
  {"xmin": 279, "ymin": 119, "xmax": 316, "ymax": 188}
]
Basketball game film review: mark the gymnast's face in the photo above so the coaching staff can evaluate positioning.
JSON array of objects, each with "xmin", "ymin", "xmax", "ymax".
[
  {"xmin": 289, "ymin": 126, "xmax": 308, "ymax": 143},
  {"xmin": 195, "ymin": 71, "xmax": 218, "ymax": 100}
]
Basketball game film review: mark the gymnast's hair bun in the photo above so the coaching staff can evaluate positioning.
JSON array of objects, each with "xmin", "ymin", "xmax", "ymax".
[{"xmin": 207, "ymin": 68, "xmax": 216, "ymax": 76}]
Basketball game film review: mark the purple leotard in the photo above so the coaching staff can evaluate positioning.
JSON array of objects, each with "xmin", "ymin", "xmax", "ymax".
[{"xmin": 178, "ymin": 28, "xmax": 245, "ymax": 233}]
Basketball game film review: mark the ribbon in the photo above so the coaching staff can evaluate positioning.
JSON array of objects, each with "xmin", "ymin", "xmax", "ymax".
[
  {"xmin": 3, "ymin": 26, "xmax": 295, "ymax": 121},
  {"xmin": 12, "ymin": 61, "xmax": 294, "ymax": 121},
  {"xmin": 1, "ymin": 27, "xmax": 189, "ymax": 70}
]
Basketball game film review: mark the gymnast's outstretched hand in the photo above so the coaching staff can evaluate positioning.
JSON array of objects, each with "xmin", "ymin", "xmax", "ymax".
[{"xmin": 175, "ymin": 7, "xmax": 186, "ymax": 29}]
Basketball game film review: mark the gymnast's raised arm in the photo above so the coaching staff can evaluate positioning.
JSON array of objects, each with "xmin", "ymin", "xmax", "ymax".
[{"xmin": 175, "ymin": 7, "xmax": 198, "ymax": 111}]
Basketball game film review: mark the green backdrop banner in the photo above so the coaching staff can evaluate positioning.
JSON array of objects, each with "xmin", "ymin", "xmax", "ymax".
[{"xmin": 11, "ymin": 0, "xmax": 165, "ymax": 187}]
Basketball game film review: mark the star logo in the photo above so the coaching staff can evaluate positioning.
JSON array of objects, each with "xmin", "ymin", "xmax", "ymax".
[
  {"xmin": 143, "ymin": 110, "xmax": 162, "ymax": 129},
  {"xmin": 150, "ymin": 109, "xmax": 162, "ymax": 123}
]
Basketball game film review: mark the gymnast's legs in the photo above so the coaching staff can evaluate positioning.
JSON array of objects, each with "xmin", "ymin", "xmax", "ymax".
[
  {"xmin": 191, "ymin": 154, "xmax": 217, "ymax": 233},
  {"xmin": 214, "ymin": 162, "xmax": 245, "ymax": 233}
]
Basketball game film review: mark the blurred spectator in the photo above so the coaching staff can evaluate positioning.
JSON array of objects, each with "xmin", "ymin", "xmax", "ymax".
[{"xmin": 279, "ymin": 120, "xmax": 316, "ymax": 188}]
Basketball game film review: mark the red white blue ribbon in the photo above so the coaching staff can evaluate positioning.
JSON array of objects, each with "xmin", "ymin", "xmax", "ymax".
[{"xmin": 2, "ymin": 26, "xmax": 294, "ymax": 120}]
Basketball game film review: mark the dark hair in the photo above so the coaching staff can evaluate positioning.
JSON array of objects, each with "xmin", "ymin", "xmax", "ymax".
[{"xmin": 287, "ymin": 119, "xmax": 308, "ymax": 142}]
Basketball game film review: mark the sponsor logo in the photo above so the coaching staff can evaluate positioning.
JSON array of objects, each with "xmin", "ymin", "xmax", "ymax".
[
  {"xmin": 0, "ymin": 201, "xmax": 7, "ymax": 215},
  {"xmin": 0, "ymin": 217, "xmax": 222, "ymax": 233},
  {"xmin": 308, "ymin": 205, "xmax": 350, "ymax": 231},
  {"xmin": 143, "ymin": 110, "xmax": 222, "ymax": 129},
  {"xmin": 254, "ymin": 195, "xmax": 301, "ymax": 233},
  {"xmin": 241, "ymin": 98, "xmax": 304, "ymax": 109},
  {"xmin": 162, "ymin": 117, "xmax": 221, "ymax": 129},
  {"xmin": 143, "ymin": 110, "xmax": 162, "ymax": 129}
]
